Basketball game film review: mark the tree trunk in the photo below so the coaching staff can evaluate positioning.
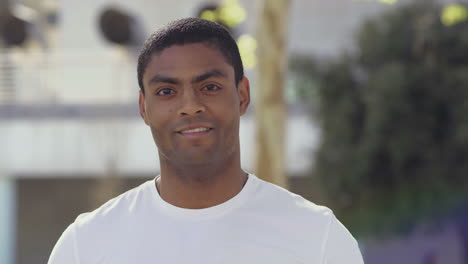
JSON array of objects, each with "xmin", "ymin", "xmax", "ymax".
[{"xmin": 255, "ymin": 0, "xmax": 290, "ymax": 188}]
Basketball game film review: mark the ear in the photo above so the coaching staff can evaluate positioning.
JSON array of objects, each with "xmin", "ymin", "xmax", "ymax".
[
  {"xmin": 237, "ymin": 77, "xmax": 251, "ymax": 116},
  {"xmin": 139, "ymin": 91, "xmax": 150, "ymax": 126}
]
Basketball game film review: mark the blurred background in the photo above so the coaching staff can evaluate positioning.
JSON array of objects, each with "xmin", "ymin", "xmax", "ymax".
[{"xmin": 1, "ymin": 0, "xmax": 468, "ymax": 263}]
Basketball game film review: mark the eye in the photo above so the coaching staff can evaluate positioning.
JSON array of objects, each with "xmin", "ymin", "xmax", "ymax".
[
  {"xmin": 156, "ymin": 88, "xmax": 175, "ymax": 96},
  {"xmin": 202, "ymin": 84, "xmax": 221, "ymax": 92}
]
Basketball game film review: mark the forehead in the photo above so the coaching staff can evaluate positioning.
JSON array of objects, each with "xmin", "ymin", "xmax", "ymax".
[{"xmin": 144, "ymin": 43, "xmax": 235, "ymax": 81}]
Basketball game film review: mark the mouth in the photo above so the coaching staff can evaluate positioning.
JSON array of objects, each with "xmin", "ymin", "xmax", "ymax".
[{"xmin": 177, "ymin": 127, "xmax": 213, "ymax": 137}]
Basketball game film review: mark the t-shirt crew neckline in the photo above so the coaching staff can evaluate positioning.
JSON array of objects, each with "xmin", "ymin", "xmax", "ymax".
[{"xmin": 148, "ymin": 173, "xmax": 259, "ymax": 220}]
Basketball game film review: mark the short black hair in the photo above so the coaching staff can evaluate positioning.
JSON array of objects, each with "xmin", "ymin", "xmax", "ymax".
[{"xmin": 137, "ymin": 17, "xmax": 244, "ymax": 93}]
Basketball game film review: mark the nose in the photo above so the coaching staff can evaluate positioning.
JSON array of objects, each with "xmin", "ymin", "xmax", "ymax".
[{"xmin": 178, "ymin": 88, "xmax": 206, "ymax": 116}]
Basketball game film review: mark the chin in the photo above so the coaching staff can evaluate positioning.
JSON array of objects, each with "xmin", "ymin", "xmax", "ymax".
[{"xmin": 181, "ymin": 154, "xmax": 217, "ymax": 165}]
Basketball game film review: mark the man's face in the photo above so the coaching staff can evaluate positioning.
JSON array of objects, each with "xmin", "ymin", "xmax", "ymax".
[{"xmin": 139, "ymin": 43, "xmax": 250, "ymax": 166}]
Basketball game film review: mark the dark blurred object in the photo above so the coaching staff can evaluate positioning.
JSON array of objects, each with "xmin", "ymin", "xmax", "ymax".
[
  {"xmin": 291, "ymin": 0, "xmax": 468, "ymax": 260},
  {"xmin": 98, "ymin": 7, "xmax": 133, "ymax": 45},
  {"xmin": 0, "ymin": 12, "xmax": 28, "ymax": 46},
  {"xmin": 46, "ymin": 10, "xmax": 58, "ymax": 25}
]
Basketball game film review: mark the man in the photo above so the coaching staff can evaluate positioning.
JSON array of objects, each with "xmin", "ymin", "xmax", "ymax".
[{"xmin": 49, "ymin": 18, "xmax": 364, "ymax": 264}]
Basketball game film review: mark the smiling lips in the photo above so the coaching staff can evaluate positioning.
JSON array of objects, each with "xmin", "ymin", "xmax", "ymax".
[
  {"xmin": 177, "ymin": 127, "xmax": 213, "ymax": 137},
  {"xmin": 180, "ymin": 127, "xmax": 210, "ymax": 133}
]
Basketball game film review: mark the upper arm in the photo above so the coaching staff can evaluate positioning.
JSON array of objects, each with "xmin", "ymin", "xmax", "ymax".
[
  {"xmin": 48, "ymin": 223, "xmax": 80, "ymax": 264},
  {"xmin": 321, "ymin": 214, "xmax": 364, "ymax": 264}
]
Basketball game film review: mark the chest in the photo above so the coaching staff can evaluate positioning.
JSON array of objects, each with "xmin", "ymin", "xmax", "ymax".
[{"xmin": 86, "ymin": 219, "xmax": 323, "ymax": 264}]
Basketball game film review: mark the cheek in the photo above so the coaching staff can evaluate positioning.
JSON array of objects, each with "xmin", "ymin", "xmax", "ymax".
[
  {"xmin": 218, "ymin": 110, "xmax": 240, "ymax": 138},
  {"xmin": 151, "ymin": 124, "xmax": 177, "ymax": 153},
  {"xmin": 214, "ymin": 95, "xmax": 240, "ymax": 129},
  {"xmin": 147, "ymin": 107, "xmax": 174, "ymax": 141},
  {"xmin": 146, "ymin": 102, "xmax": 174, "ymax": 125}
]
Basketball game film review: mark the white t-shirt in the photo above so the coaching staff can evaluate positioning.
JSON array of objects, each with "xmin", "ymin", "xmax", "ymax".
[{"xmin": 48, "ymin": 174, "xmax": 364, "ymax": 264}]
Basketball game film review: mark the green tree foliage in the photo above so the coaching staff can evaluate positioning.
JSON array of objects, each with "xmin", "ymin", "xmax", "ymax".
[{"xmin": 294, "ymin": 1, "xmax": 468, "ymax": 237}]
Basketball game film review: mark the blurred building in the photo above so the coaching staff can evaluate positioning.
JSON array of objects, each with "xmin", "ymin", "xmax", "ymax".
[{"xmin": 2, "ymin": 0, "xmax": 464, "ymax": 263}]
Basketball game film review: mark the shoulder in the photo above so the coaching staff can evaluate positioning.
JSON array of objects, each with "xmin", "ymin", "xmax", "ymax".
[
  {"xmin": 249, "ymin": 175, "xmax": 336, "ymax": 233},
  {"xmin": 252, "ymin": 176, "xmax": 363, "ymax": 263},
  {"xmin": 323, "ymin": 212, "xmax": 364, "ymax": 263},
  {"xmin": 254, "ymin": 175, "xmax": 333, "ymax": 217},
  {"xmin": 73, "ymin": 178, "xmax": 154, "ymax": 232},
  {"xmin": 49, "ymin": 179, "xmax": 155, "ymax": 263}
]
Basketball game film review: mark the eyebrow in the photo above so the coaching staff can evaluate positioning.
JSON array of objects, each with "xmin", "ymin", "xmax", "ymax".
[
  {"xmin": 148, "ymin": 75, "xmax": 180, "ymax": 86},
  {"xmin": 191, "ymin": 69, "xmax": 228, "ymax": 83},
  {"xmin": 147, "ymin": 69, "xmax": 228, "ymax": 86}
]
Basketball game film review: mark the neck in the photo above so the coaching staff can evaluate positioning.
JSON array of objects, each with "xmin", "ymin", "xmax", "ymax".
[{"xmin": 156, "ymin": 151, "xmax": 248, "ymax": 209}]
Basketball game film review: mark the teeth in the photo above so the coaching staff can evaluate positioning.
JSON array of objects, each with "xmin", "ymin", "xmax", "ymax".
[{"xmin": 180, "ymin": 127, "xmax": 210, "ymax": 133}]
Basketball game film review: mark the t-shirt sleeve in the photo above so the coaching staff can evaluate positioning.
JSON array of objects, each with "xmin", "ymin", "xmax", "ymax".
[
  {"xmin": 48, "ymin": 223, "xmax": 80, "ymax": 264},
  {"xmin": 322, "ymin": 214, "xmax": 364, "ymax": 264}
]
